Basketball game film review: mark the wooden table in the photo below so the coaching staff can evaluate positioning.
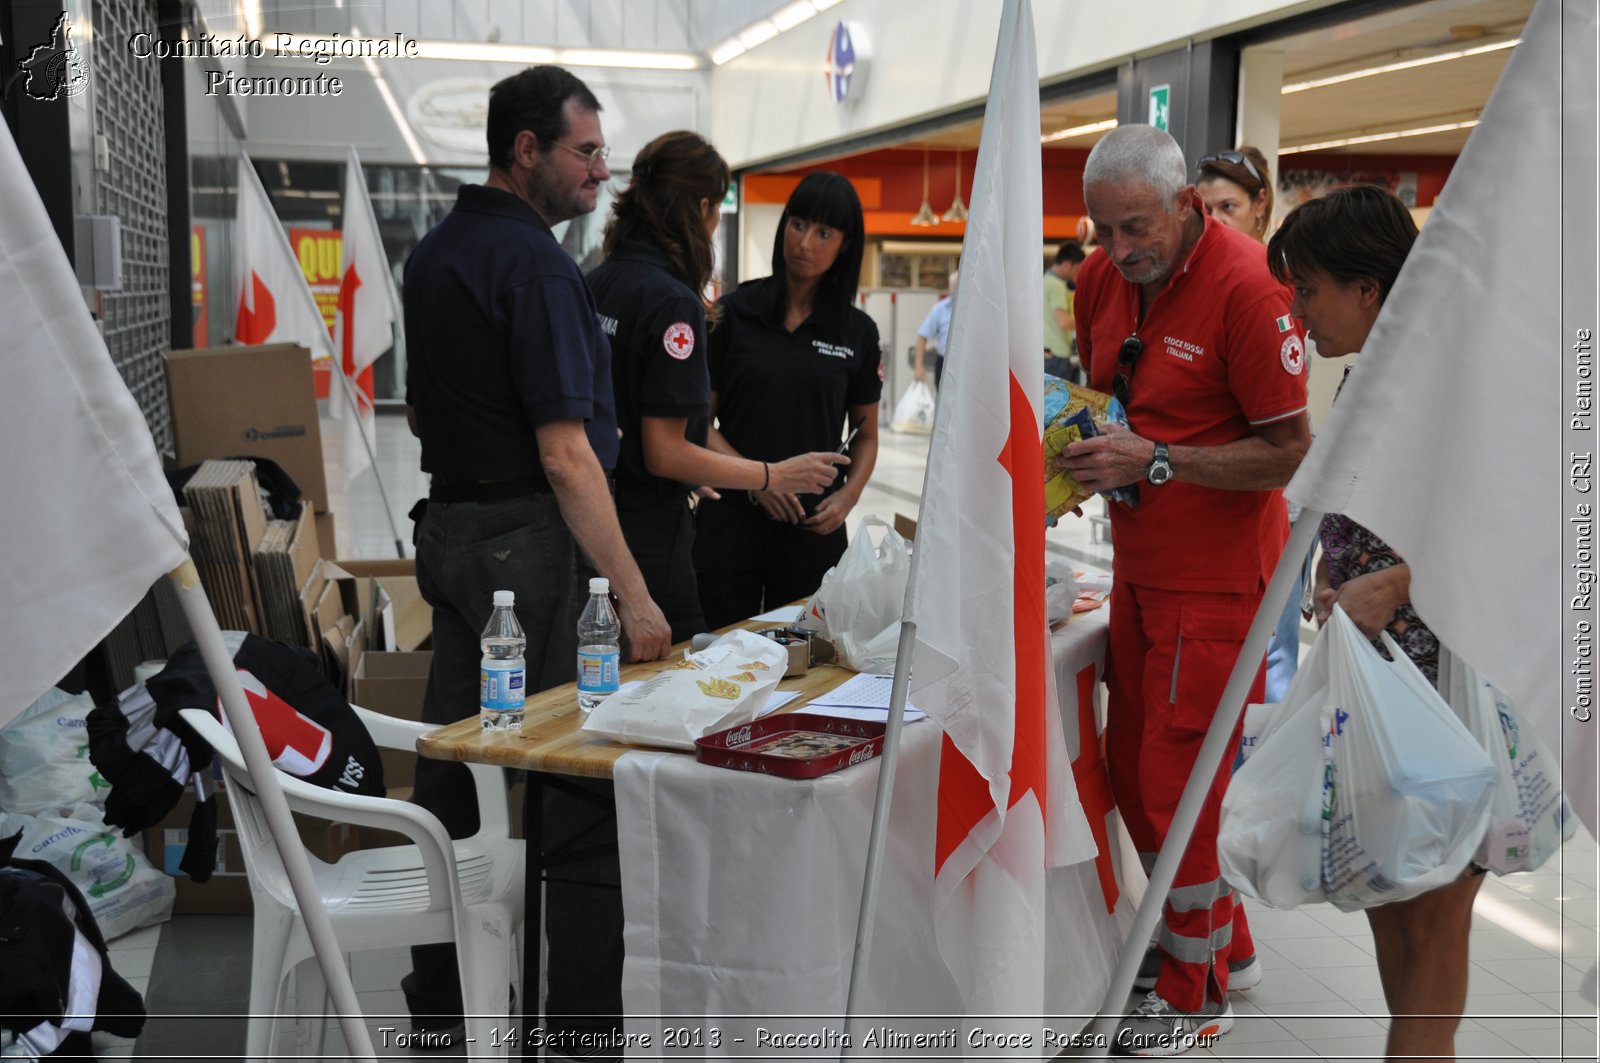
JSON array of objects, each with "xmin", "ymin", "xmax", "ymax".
[
  {"xmin": 416, "ymin": 621, "xmax": 854, "ymax": 777},
  {"xmin": 416, "ymin": 619, "xmax": 855, "ymax": 1059}
]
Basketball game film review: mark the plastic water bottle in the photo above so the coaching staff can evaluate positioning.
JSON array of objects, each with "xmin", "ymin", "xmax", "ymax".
[
  {"xmin": 576, "ymin": 577, "xmax": 621, "ymax": 713},
  {"xmin": 480, "ymin": 590, "xmax": 526, "ymax": 731}
]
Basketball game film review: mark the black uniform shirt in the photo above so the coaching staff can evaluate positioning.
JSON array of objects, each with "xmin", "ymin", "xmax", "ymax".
[
  {"xmin": 708, "ymin": 278, "xmax": 883, "ymax": 472},
  {"xmin": 585, "ymin": 240, "xmax": 709, "ymax": 493},
  {"xmin": 403, "ymin": 184, "xmax": 618, "ymax": 478}
]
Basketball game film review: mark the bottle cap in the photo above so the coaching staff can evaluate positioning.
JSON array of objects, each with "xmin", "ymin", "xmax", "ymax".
[
  {"xmin": 493, "ymin": 590, "xmax": 515, "ymax": 607},
  {"xmin": 589, "ymin": 577, "xmax": 610, "ymax": 595}
]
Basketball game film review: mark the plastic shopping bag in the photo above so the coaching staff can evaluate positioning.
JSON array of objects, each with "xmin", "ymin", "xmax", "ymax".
[
  {"xmin": 794, "ymin": 517, "xmax": 910, "ymax": 673},
  {"xmin": 1319, "ymin": 607, "xmax": 1496, "ymax": 911},
  {"xmin": 890, "ymin": 380, "xmax": 936, "ymax": 433},
  {"xmin": 581, "ymin": 629, "xmax": 789, "ymax": 751},
  {"xmin": 0, "ymin": 687, "xmax": 105, "ymax": 815},
  {"xmin": 1219, "ymin": 617, "xmax": 1333, "ymax": 908},
  {"xmin": 1439, "ymin": 648, "xmax": 1575, "ymax": 875}
]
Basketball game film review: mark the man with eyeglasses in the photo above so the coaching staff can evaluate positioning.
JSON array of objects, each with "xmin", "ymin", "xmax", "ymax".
[
  {"xmin": 401, "ymin": 64, "xmax": 670, "ymax": 1053},
  {"xmin": 1059, "ymin": 125, "xmax": 1309, "ymax": 1056}
]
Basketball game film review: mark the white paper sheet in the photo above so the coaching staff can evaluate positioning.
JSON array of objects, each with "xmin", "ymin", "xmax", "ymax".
[{"xmin": 748, "ymin": 604, "xmax": 804, "ymax": 624}]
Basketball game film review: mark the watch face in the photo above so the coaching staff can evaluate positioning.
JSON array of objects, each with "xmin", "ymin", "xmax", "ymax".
[{"xmin": 1148, "ymin": 462, "xmax": 1172, "ymax": 485}]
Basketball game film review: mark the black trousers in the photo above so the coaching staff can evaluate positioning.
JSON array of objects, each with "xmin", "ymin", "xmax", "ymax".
[
  {"xmin": 692, "ymin": 493, "xmax": 849, "ymax": 631},
  {"xmin": 615, "ymin": 487, "xmax": 705, "ymax": 644}
]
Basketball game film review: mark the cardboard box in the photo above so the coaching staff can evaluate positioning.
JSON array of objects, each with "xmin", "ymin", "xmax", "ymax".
[
  {"xmin": 352, "ymin": 650, "xmax": 433, "ymax": 793},
  {"xmin": 335, "ymin": 559, "xmax": 431, "ymax": 653},
  {"xmin": 166, "ymin": 343, "xmax": 330, "ymax": 513},
  {"xmin": 894, "ymin": 513, "xmax": 918, "ymax": 542}
]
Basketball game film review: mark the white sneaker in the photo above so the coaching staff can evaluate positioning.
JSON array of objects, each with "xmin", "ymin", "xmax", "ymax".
[
  {"xmin": 1112, "ymin": 992, "xmax": 1233, "ymax": 1057},
  {"xmin": 1227, "ymin": 953, "xmax": 1263, "ymax": 992}
]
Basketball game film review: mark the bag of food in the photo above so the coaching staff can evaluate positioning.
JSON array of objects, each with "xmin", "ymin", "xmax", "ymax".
[
  {"xmin": 793, "ymin": 517, "xmax": 910, "ymax": 673},
  {"xmin": 0, "ymin": 687, "xmax": 104, "ymax": 815},
  {"xmin": 1439, "ymin": 647, "xmax": 1575, "ymax": 875},
  {"xmin": 1319, "ymin": 607, "xmax": 1496, "ymax": 911},
  {"xmin": 581, "ymin": 629, "xmax": 788, "ymax": 751},
  {"xmin": 891, "ymin": 380, "xmax": 936, "ymax": 433}
]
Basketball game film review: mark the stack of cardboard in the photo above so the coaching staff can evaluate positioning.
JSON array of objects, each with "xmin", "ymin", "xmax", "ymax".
[
  {"xmin": 254, "ymin": 504, "xmax": 320, "ymax": 648},
  {"xmin": 182, "ymin": 460, "xmax": 269, "ymax": 632}
]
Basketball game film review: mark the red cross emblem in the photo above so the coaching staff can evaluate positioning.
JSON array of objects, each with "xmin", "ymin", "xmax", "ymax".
[
  {"xmin": 1068, "ymin": 662, "xmax": 1121, "ymax": 914},
  {"xmin": 663, "ymin": 322, "xmax": 695, "ymax": 360}
]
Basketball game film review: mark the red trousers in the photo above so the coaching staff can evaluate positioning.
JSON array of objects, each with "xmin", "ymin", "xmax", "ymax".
[{"xmin": 1106, "ymin": 581, "xmax": 1263, "ymax": 1010}]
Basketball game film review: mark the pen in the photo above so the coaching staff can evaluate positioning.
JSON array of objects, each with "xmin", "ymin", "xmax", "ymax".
[{"xmin": 837, "ymin": 417, "xmax": 864, "ymax": 454}]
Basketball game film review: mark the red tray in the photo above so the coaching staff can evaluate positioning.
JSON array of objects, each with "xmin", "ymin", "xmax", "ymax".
[{"xmin": 695, "ymin": 712, "xmax": 887, "ymax": 779}]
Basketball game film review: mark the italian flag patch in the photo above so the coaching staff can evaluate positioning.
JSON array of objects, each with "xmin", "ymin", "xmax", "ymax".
[{"xmin": 1276, "ymin": 315, "xmax": 1293, "ymax": 333}]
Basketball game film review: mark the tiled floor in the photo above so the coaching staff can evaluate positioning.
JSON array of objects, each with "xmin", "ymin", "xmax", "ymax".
[{"xmin": 90, "ymin": 412, "xmax": 1599, "ymax": 1060}]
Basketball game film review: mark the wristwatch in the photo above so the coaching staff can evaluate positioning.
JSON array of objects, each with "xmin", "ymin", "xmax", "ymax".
[{"xmin": 1146, "ymin": 442, "xmax": 1174, "ymax": 485}]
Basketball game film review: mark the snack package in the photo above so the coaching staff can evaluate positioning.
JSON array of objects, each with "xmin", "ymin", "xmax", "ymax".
[
  {"xmin": 1042, "ymin": 376, "xmax": 1139, "ymax": 521},
  {"xmin": 581, "ymin": 629, "xmax": 789, "ymax": 751}
]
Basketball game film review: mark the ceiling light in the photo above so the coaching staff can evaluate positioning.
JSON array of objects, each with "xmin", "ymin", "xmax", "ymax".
[
  {"xmin": 771, "ymin": 1, "xmax": 818, "ymax": 32},
  {"xmin": 739, "ymin": 21, "xmax": 780, "ymax": 49},
  {"xmin": 560, "ymin": 48, "xmax": 700, "ymax": 70},
  {"xmin": 814, "ymin": 0, "xmax": 845, "ymax": 9},
  {"xmin": 1041, "ymin": 118, "xmax": 1118, "ymax": 144},
  {"xmin": 942, "ymin": 150, "xmax": 969, "ymax": 223},
  {"xmin": 1282, "ymin": 37, "xmax": 1518, "ymax": 94},
  {"xmin": 1280, "ymin": 118, "xmax": 1479, "ymax": 154},
  {"xmin": 411, "ymin": 39, "xmax": 557, "ymax": 63},
  {"xmin": 710, "ymin": 38, "xmax": 747, "ymax": 65},
  {"xmin": 911, "ymin": 148, "xmax": 939, "ymax": 227}
]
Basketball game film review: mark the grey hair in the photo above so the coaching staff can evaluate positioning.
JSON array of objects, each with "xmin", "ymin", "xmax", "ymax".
[{"xmin": 1083, "ymin": 125, "xmax": 1189, "ymax": 203}]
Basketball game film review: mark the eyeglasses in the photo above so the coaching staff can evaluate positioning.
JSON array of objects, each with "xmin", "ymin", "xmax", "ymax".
[
  {"xmin": 1198, "ymin": 151, "xmax": 1263, "ymax": 189},
  {"xmin": 1112, "ymin": 334, "xmax": 1143, "ymax": 407},
  {"xmin": 552, "ymin": 141, "xmax": 612, "ymax": 170}
]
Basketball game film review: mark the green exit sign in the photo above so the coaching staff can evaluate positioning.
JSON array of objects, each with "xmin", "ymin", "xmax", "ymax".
[{"xmin": 1148, "ymin": 84, "xmax": 1170, "ymax": 131}]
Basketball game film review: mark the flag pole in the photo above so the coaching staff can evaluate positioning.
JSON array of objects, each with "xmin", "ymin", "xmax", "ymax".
[
  {"xmin": 332, "ymin": 365, "xmax": 406, "ymax": 558},
  {"xmin": 167, "ymin": 558, "xmax": 378, "ymax": 1062},
  {"xmin": 842, "ymin": 617, "xmax": 917, "ymax": 1055},
  {"xmin": 1084, "ymin": 512, "xmax": 1321, "ymax": 1058}
]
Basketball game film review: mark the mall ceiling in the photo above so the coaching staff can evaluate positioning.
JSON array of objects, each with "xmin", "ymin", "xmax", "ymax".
[{"xmin": 911, "ymin": 0, "xmax": 1536, "ymax": 157}]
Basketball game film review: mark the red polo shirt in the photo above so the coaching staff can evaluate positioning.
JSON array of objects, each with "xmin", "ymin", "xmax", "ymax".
[{"xmin": 1074, "ymin": 201, "xmax": 1307, "ymax": 593}]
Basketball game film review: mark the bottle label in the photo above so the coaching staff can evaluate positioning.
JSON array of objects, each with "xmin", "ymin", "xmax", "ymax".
[
  {"xmin": 576, "ymin": 649, "xmax": 620, "ymax": 694},
  {"xmin": 481, "ymin": 660, "xmax": 526, "ymax": 711}
]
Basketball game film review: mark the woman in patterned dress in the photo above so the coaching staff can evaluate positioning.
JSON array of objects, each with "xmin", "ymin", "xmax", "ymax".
[{"xmin": 1268, "ymin": 184, "xmax": 1479, "ymax": 1063}]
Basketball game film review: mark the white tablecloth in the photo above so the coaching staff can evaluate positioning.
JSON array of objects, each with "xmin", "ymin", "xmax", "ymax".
[{"xmin": 614, "ymin": 609, "xmax": 1132, "ymax": 1056}]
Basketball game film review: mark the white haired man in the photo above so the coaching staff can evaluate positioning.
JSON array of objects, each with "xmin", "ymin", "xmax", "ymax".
[{"xmin": 1059, "ymin": 124, "xmax": 1310, "ymax": 1055}]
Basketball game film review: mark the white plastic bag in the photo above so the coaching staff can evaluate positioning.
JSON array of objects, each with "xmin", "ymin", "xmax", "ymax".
[
  {"xmin": 1319, "ymin": 607, "xmax": 1496, "ymax": 911},
  {"xmin": 1044, "ymin": 562, "xmax": 1079, "ymax": 625},
  {"xmin": 581, "ymin": 629, "xmax": 788, "ymax": 751},
  {"xmin": 1220, "ymin": 619, "xmax": 1333, "ymax": 908},
  {"xmin": 891, "ymin": 380, "xmax": 936, "ymax": 433},
  {"xmin": 0, "ymin": 804, "xmax": 174, "ymax": 941},
  {"xmin": 0, "ymin": 687, "xmax": 104, "ymax": 815},
  {"xmin": 794, "ymin": 517, "xmax": 910, "ymax": 673},
  {"xmin": 1439, "ymin": 648, "xmax": 1575, "ymax": 875}
]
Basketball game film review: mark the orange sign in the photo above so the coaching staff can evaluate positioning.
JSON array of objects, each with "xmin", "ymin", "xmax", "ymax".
[
  {"xmin": 190, "ymin": 225, "xmax": 208, "ymax": 343},
  {"xmin": 289, "ymin": 228, "xmax": 343, "ymax": 333}
]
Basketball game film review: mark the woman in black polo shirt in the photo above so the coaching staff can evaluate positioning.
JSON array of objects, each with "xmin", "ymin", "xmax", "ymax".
[
  {"xmin": 588, "ymin": 132, "xmax": 847, "ymax": 642},
  {"xmin": 694, "ymin": 171, "xmax": 883, "ymax": 630}
]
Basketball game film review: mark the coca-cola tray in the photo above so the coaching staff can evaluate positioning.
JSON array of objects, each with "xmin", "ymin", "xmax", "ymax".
[{"xmin": 695, "ymin": 712, "xmax": 886, "ymax": 779}]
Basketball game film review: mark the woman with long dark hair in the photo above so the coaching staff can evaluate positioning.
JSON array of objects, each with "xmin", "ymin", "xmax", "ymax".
[
  {"xmin": 693, "ymin": 171, "xmax": 883, "ymax": 629},
  {"xmin": 588, "ymin": 133, "xmax": 846, "ymax": 642},
  {"xmin": 1270, "ymin": 184, "xmax": 1482, "ymax": 1063}
]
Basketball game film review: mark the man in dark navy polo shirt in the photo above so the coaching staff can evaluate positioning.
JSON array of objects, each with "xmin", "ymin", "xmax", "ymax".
[{"xmin": 400, "ymin": 65, "xmax": 669, "ymax": 1051}]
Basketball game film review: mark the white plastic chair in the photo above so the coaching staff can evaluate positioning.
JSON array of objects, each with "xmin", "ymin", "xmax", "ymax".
[{"xmin": 178, "ymin": 705, "xmax": 524, "ymax": 1060}]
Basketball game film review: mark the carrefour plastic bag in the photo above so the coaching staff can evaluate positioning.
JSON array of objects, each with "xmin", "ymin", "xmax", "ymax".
[
  {"xmin": 891, "ymin": 380, "xmax": 936, "ymax": 433},
  {"xmin": 1439, "ymin": 648, "xmax": 1575, "ymax": 875},
  {"xmin": 794, "ymin": 517, "xmax": 910, "ymax": 673},
  {"xmin": 0, "ymin": 687, "xmax": 105, "ymax": 815},
  {"xmin": 581, "ymin": 629, "xmax": 788, "ymax": 751},
  {"xmin": 0, "ymin": 803, "xmax": 174, "ymax": 940},
  {"xmin": 1220, "ymin": 616, "xmax": 1333, "ymax": 908},
  {"xmin": 1319, "ymin": 607, "xmax": 1496, "ymax": 911}
]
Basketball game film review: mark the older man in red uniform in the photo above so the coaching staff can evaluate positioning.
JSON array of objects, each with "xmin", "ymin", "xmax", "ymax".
[{"xmin": 1062, "ymin": 124, "xmax": 1309, "ymax": 1056}]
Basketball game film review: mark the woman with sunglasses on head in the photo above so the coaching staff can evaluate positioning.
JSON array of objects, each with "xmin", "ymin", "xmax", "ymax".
[
  {"xmin": 587, "ymin": 132, "xmax": 848, "ymax": 643},
  {"xmin": 1270, "ymin": 184, "xmax": 1483, "ymax": 1063},
  {"xmin": 692, "ymin": 172, "xmax": 883, "ymax": 630},
  {"xmin": 1197, "ymin": 146, "xmax": 1274, "ymax": 242}
]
